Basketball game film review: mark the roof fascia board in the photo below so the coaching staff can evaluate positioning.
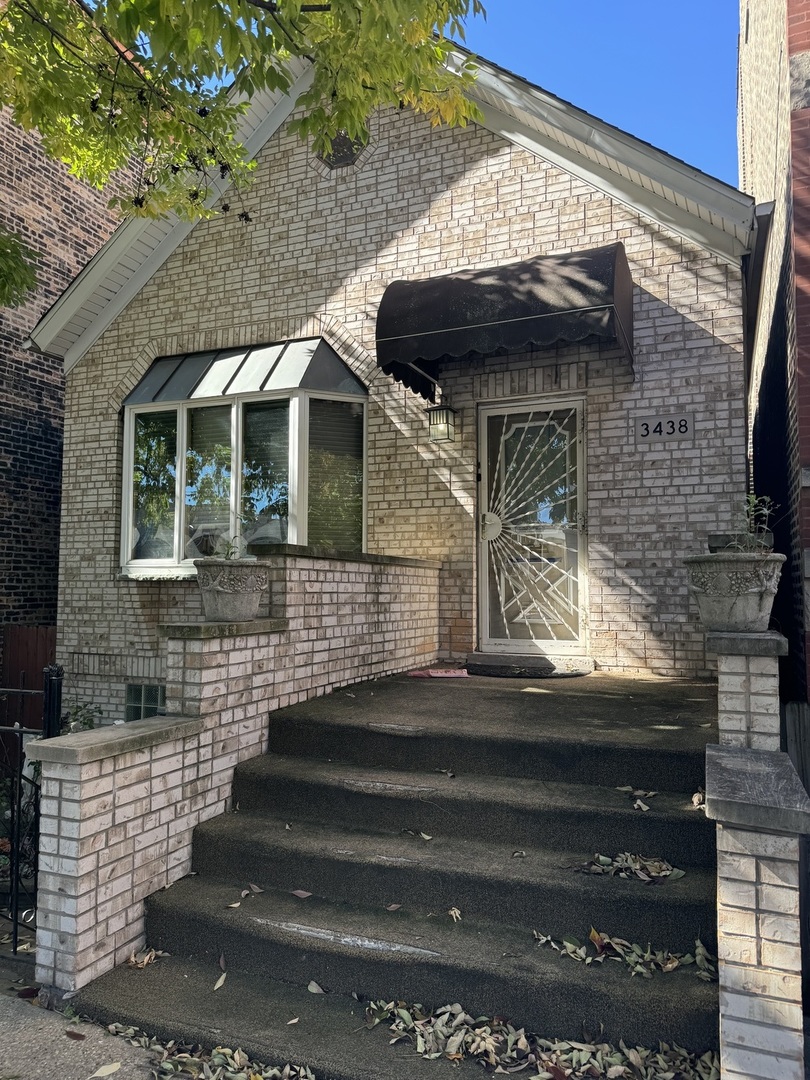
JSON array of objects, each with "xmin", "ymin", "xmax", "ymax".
[
  {"xmin": 40, "ymin": 65, "xmax": 314, "ymax": 372},
  {"xmin": 475, "ymin": 102, "xmax": 749, "ymax": 264},
  {"xmin": 467, "ymin": 58, "xmax": 755, "ymax": 237}
]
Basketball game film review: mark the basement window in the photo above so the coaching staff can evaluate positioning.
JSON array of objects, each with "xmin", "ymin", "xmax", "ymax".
[
  {"xmin": 121, "ymin": 338, "xmax": 367, "ymax": 574},
  {"xmin": 125, "ymin": 684, "xmax": 166, "ymax": 722}
]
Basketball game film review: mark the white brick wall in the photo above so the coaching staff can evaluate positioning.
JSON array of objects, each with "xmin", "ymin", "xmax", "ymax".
[
  {"xmin": 30, "ymin": 551, "xmax": 440, "ymax": 990},
  {"xmin": 716, "ymin": 654, "xmax": 781, "ymax": 749},
  {"xmin": 716, "ymin": 825, "xmax": 805, "ymax": 1080},
  {"xmin": 58, "ymin": 102, "xmax": 747, "ymax": 704}
]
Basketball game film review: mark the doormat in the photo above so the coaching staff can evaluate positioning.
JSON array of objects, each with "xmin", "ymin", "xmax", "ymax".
[{"xmin": 407, "ymin": 668, "xmax": 469, "ymax": 678}]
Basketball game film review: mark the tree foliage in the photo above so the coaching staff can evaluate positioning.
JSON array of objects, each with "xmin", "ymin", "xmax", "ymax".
[{"xmin": 0, "ymin": 0, "xmax": 484, "ymax": 306}]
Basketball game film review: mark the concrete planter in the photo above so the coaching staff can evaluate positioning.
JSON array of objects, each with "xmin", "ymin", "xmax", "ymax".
[
  {"xmin": 683, "ymin": 551, "xmax": 786, "ymax": 633},
  {"xmin": 193, "ymin": 558, "xmax": 269, "ymax": 622}
]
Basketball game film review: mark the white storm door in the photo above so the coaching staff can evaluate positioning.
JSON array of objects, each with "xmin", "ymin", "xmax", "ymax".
[{"xmin": 479, "ymin": 400, "xmax": 586, "ymax": 652}]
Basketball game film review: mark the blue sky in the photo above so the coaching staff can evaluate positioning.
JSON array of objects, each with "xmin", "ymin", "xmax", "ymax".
[{"xmin": 458, "ymin": 1, "xmax": 740, "ymax": 187}]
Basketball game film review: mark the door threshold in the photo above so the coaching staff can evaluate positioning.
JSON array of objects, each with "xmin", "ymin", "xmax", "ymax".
[{"xmin": 466, "ymin": 652, "xmax": 595, "ymax": 678}]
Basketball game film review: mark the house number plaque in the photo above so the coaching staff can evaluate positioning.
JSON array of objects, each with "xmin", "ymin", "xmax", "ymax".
[{"xmin": 634, "ymin": 414, "xmax": 694, "ymax": 443}]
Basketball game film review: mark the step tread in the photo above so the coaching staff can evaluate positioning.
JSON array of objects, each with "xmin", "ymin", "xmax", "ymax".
[
  {"xmin": 240, "ymin": 753, "xmax": 709, "ymax": 823},
  {"xmin": 75, "ymin": 955, "xmax": 485, "ymax": 1080},
  {"xmin": 144, "ymin": 877, "xmax": 718, "ymax": 1048},
  {"xmin": 195, "ymin": 810, "xmax": 716, "ymax": 906},
  {"xmin": 267, "ymin": 672, "xmax": 717, "ymax": 753},
  {"xmin": 150, "ymin": 876, "xmax": 715, "ymax": 1004}
]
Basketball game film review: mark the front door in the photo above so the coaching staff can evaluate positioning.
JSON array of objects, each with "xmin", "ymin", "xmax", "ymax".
[{"xmin": 478, "ymin": 400, "xmax": 586, "ymax": 653}]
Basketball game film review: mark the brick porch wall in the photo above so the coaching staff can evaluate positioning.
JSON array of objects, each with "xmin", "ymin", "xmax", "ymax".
[{"xmin": 29, "ymin": 552, "xmax": 440, "ymax": 991}]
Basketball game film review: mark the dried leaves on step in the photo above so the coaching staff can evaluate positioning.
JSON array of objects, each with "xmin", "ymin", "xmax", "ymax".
[
  {"xmin": 109, "ymin": 1025, "xmax": 318, "ymax": 1080},
  {"xmin": 291, "ymin": 890, "xmax": 312, "ymax": 899},
  {"xmin": 307, "ymin": 980, "xmax": 328, "ymax": 994},
  {"xmin": 576, "ymin": 852, "xmax": 686, "ymax": 883},
  {"xmin": 365, "ymin": 999, "xmax": 720, "ymax": 1079},
  {"xmin": 616, "ymin": 786, "xmax": 659, "ymax": 810},
  {"xmin": 533, "ymin": 928, "xmax": 717, "ymax": 981},
  {"xmin": 447, "ymin": 907, "xmax": 462, "ymax": 922},
  {"xmin": 126, "ymin": 948, "xmax": 169, "ymax": 969}
]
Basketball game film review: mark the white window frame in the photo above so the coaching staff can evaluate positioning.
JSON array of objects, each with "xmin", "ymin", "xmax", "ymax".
[{"xmin": 121, "ymin": 388, "xmax": 367, "ymax": 577}]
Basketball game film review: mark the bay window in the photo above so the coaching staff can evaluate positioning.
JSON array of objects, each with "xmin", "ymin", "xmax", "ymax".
[{"xmin": 122, "ymin": 338, "xmax": 366, "ymax": 573}]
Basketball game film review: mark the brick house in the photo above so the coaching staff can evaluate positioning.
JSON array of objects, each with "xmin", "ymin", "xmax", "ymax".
[
  {"xmin": 23, "ymin": 53, "xmax": 757, "ymax": 726},
  {"xmin": 0, "ymin": 110, "xmax": 120, "ymax": 682}
]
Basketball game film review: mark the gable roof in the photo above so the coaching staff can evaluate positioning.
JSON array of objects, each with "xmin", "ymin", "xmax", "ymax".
[{"xmin": 25, "ymin": 51, "xmax": 755, "ymax": 372}]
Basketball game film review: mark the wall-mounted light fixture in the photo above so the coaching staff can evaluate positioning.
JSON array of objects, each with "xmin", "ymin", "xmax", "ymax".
[{"xmin": 426, "ymin": 403, "xmax": 457, "ymax": 443}]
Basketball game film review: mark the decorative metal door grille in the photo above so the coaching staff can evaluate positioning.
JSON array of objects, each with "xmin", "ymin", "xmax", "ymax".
[{"xmin": 481, "ymin": 404, "xmax": 583, "ymax": 647}]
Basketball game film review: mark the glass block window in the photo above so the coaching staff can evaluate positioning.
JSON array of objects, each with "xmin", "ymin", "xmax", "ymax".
[{"xmin": 125, "ymin": 684, "xmax": 166, "ymax": 723}]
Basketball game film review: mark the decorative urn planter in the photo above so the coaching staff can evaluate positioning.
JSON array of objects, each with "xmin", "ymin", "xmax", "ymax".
[
  {"xmin": 193, "ymin": 558, "xmax": 269, "ymax": 622},
  {"xmin": 683, "ymin": 551, "xmax": 786, "ymax": 633}
]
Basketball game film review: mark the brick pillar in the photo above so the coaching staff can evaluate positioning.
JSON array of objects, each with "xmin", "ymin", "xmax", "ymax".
[
  {"xmin": 707, "ymin": 632, "xmax": 787, "ymax": 751},
  {"xmin": 705, "ymin": 629, "xmax": 808, "ymax": 1080}
]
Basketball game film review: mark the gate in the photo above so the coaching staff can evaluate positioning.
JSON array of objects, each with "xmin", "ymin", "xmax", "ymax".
[{"xmin": 0, "ymin": 665, "xmax": 63, "ymax": 953}]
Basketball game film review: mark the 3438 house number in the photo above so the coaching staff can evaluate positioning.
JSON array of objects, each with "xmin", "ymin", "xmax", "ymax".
[{"xmin": 634, "ymin": 414, "xmax": 694, "ymax": 443}]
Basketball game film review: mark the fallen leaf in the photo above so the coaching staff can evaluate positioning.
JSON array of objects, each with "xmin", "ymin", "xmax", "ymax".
[
  {"xmin": 419, "ymin": 833, "xmax": 433, "ymax": 841},
  {"xmin": 291, "ymin": 890, "xmax": 312, "ymax": 899},
  {"xmin": 385, "ymin": 904, "xmax": 401, "ymax": 911},
  {"xmin": 248, "ymin": 883, "xmax": 265, "ymax": 894},
  {"xmin": 88, "ymin": 1066, "xmax": 121, "ymax": 1079},
  {"xmin": 227, "ymin": 902, "xmax": 241, "ymax": 909},
  {"xmin": 285, "ymin": 823, "xmax": 292, "ymax": 830},
  {"xmin": 240, "ymin": 889, "xmax": 250, "ymax": 898},
  {"xmin": 448, "ymin": 907, "xmax": 462, "ymax": 922},
  {"xmin": 615, "ymin": 786, "xmax": 634, "ymax": 793},
  {"xmin": 219, "ymin": 952, "xmax": 227, "ymax": 972},
  {"xmin": 633, "ymin": 799, "xmax": 650, "ymax": 812},
  {"xmin": 214, "ymin": 972, "xmax": 227, "ymax": 991},
  {"xmin": 512, "ymin": 850, "xmax": 526, "ymax": 858},
  {"xmin": 287, "ymin": 1017, "xmax": 299, "ymax": 1025},
  {"xmin": 65, "ymin": 1029, "xmax": 86, "ymax": 1040},
  {"xmin": 307, "ymin": 980, "xmax": 327, "ymax": 994}
]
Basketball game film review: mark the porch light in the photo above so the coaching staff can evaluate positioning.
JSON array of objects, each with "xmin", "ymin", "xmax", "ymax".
[{"xmin": 427, "ymin": 404, "xmax": 457, "ymax": 443}]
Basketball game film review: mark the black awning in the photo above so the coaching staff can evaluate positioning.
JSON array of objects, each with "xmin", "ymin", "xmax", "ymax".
[{"xmin": 375, "ymin": 242, "xmax": 634, "ymax": 400}]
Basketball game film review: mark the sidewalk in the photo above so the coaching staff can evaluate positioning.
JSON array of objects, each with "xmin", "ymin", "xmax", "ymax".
[{"xmin": 0, "ymin": 951, "xmax": 156, "ymax": 1080}]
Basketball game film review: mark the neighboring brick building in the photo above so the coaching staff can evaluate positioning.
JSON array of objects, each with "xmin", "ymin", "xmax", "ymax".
[
  {"xmin": 738, "ymin": 0, "xmax": 810, "ymax": 702},
  {"xmin": 0, "ymin": 110, "xmax": 120, "ymax": 678},
  {"xmin": 22, "ymin": 54, "xmax": 757, "ymax": 721}
]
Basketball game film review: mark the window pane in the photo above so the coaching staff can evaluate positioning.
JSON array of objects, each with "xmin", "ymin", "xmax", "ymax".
[
  {"xmin": 184, "ymin": 405, "xmax": 232, "ymax": 558},
  {"xmin": 242, "ymin": 401, "xmax": 290, "ymax": 546},
  {"xmin": 308, "ymin": 399, "xmax": 364, "ymax": 550},
  {"xmin": 131, "ymin": 411, "xmax": 177, "ymax": 560}
]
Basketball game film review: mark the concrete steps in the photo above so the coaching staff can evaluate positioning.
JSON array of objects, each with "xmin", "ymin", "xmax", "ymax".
[
  {"xmin": 190, "ymin": 812, "xmax": 716, "ymax": 949},
  {"xmin": 75, "ymin": 672, "xmax": 720, "ymax": 1074}
]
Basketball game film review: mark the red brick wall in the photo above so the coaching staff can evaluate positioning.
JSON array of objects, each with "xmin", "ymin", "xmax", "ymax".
[
  {"xmin": 0, "ymin": 110, "xmax": 121, "ymax": 652},
  {"xmin": 789, "ymin": 0, "xmax": 810, "ymax": 51}
]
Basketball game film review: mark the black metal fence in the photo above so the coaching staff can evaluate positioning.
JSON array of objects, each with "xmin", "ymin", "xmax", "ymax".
[{"xmin": 0, "ymin": 665, "xmax": 63, "ymax": 952}]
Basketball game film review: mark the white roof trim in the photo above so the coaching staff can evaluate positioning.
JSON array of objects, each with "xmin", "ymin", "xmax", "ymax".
[
  {"xmin": 463, "ymin": 55, "xmax": 753, "ymax": 262},
  {"xmin": 27, "ymin": 52, "xmax": 754, "ymax": 370}
]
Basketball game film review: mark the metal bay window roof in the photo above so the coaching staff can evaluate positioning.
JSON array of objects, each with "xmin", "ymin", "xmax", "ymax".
[
  {"xmin": 375, "ymin": 243, "xmax": 634, "ymax": 400},
  {"xmin": 124, "ymin": 337, "xmax": 366, "ymax": 406}
]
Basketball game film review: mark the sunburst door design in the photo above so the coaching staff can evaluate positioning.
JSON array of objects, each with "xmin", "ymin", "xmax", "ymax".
[{"xmin": 479, "ymin": 402, "xmax": 586, "ymax": 650}]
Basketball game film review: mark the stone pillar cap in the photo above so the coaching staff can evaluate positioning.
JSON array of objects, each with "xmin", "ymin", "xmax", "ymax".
[
  {"xmin": 705, "ymin": 744, "xmax": 810, "ymax": 834},
  {"xmin": 705, "ymin": 631, "xmax": 788, "ymax": 657}
]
